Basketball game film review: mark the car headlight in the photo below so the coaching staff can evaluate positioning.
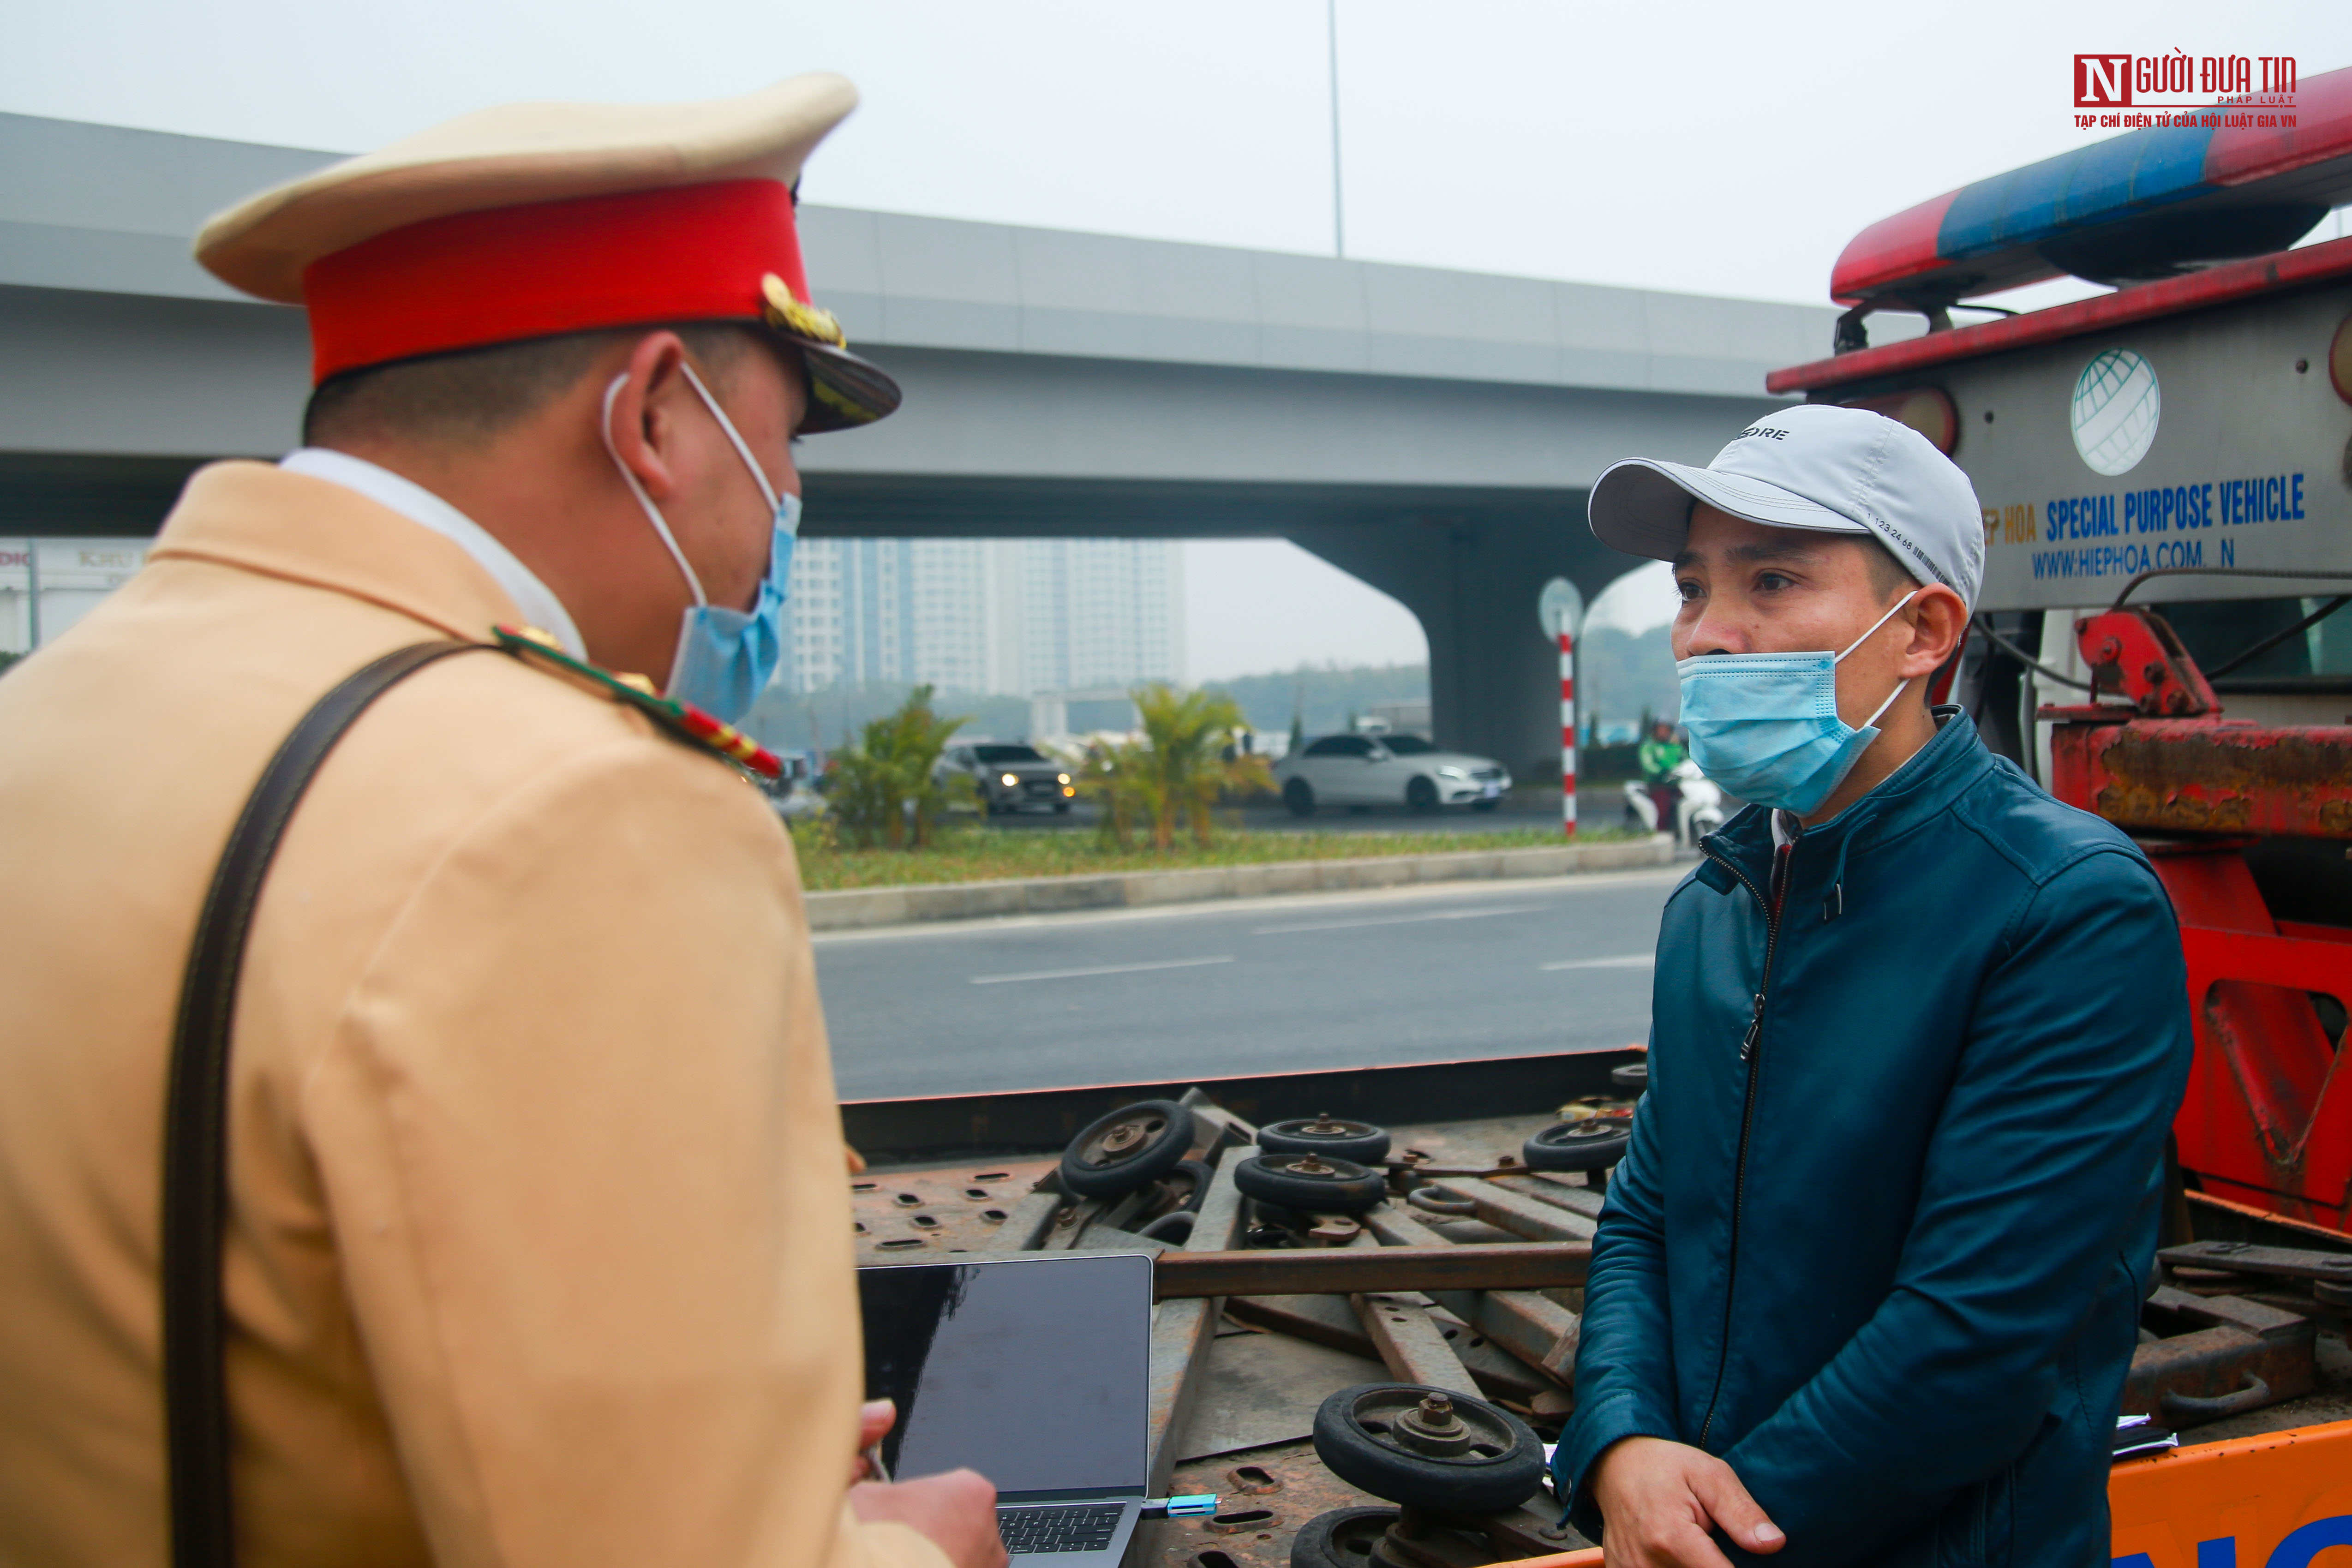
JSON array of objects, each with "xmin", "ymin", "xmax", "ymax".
[
  {"xmin": 1001, "ymin": 773, "xmax": 1018, "ymax": 786},
  {"xmin": 1436, "ymin": 766, "xmax": 1467, "ymax": 779},
  {"xmin": 1057, "ymin": 773, "xmax": 1071, "ymax": 784}
]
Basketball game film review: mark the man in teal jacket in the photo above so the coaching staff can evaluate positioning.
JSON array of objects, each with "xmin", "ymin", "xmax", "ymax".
[{"xmin": 1555, "ymin": 405, "xmax": 2193, "ymax": 1568}]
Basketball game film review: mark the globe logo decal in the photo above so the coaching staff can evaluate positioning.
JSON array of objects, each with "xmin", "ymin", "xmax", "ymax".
[{"xmin": 2070, "ymin": 347, "xmax": 2160, "ymax": 476}]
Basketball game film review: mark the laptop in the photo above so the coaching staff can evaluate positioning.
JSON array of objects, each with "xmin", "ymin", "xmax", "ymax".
[{"xmin": 859, "ymin": 1252, "xmax": 1155, "ymax": 1567}]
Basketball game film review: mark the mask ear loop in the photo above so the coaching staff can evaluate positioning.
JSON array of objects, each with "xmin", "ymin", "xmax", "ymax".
[
  {"xmin": 601, "ymin": 372, "xmax": 708, "ymax": 608},
  {"xmin": 677, "ymin": 362, "xmax": 783, "ymax": 516},
  {"xmin": 1836, "ymin": 589, "xmax": 1922, "ymax": 730},
  {"xmin": 1860, "ymin": 669, "xmax": 1914, "ymax": 731},
  {"xmin": 1834, "ymin": 589, "xmax": 1919, "ymax": 663}
]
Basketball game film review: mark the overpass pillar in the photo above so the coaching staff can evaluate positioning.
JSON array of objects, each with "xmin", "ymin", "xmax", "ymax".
[{"xmin": 1291, "ymin": 504, "xmax": 1632, "ymax": 783}]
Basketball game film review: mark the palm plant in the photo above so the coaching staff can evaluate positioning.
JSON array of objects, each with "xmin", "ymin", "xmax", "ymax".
[
  {"xmin": 1131, "ymin": 683, "xmax": 1272, "ymax": 850},
  {"xmin": 827, "ymin": 685, "xmax": 973, "ymax": 849},
  {"xmin": 1071, "ymin": 736, "xmax": 1160, "ymax": 851}
]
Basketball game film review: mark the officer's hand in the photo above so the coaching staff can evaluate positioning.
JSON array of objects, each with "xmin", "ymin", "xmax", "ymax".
[
  {"xmin": 1590, "ymin": 1436, "xmax": 1783, "ymax": 1568},
  {"xmin": 850, "ymin": 1469, "xmax": 1006, "ymax": 1568}
]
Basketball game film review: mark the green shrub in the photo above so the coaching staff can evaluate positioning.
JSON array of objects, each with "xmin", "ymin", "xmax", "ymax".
[{"xmin": 825, "ymin": 685, "xmax": 975, "ymax": 849}]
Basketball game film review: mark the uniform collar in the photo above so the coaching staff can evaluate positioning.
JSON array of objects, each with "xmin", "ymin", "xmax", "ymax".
[
  {"xmin": 279, "ymin": 449, "xmax": 587, "ymax": 659},
  {"xmin": 148, "ymin": 461, "xmax": 534, "ymax": 645}
]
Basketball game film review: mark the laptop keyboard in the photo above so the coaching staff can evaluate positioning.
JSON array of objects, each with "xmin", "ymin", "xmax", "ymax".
[{"xmin": 998, "ymin": 1503, "xmax": 1125, "ymax": 1556}]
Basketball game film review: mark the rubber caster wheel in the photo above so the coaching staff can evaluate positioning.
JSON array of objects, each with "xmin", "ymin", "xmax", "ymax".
[
  {"xmin": 1258, "ymin": 1113, "xmax": 1391, "ymax": 1164},
  {"xmin": 1289, "ymin": 1506, "xmax": 1399, "ymax": 1568},
  {"xmin": 1523, "ymin": 1119, "xmax": 1630, "ymax": 1173},
  {"xmin": 1233, "ymin": 1153, "xmax": 1387, "ymax": 1215},
  {"xmin": 1284, "ymin": 778, "xmax": 1317, "ymax": 818},
  {"xmin": 1610, "ymin": 1061, "xmax": 1648, "ymax": 1097},
  {"xmin": 1312, "ymin": 1384, "xmax": 1546, "ymax": 1515},
  {"xmin": 1059, "ymin": 1101, "xmax": 1193, "ymax": 1199}
]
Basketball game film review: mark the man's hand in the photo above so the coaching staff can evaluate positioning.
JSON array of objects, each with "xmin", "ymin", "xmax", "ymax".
[
  {"xmin": 1591, "ymin": 1436, "xmax": 1783, "ymax": 1568},
  {"xmin": 850, "ymin": 1471, "xmax": 1005, "ymax": 1568}
]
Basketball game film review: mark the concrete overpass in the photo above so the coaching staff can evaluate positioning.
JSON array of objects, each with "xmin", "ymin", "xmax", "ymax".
[{"xmin": 0, "ymin": 111, "xmax": 1837, "ymax": 773}]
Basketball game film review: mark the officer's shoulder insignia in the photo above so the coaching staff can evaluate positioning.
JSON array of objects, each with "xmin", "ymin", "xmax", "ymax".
[{"xmin": 494, "ymin": 624, "xmax": 781, "ymax": 778}]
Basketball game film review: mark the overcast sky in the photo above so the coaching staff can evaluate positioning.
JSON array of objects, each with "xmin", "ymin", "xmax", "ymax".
[{"xmin": 8, "ymin": 1, "xmax": 2341, "ymax": 678}]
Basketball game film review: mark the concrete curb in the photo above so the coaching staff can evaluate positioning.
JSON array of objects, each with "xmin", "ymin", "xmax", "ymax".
[{"xmin": 804, "ymin": 835, "xmax": 1676, "ymax": 932}]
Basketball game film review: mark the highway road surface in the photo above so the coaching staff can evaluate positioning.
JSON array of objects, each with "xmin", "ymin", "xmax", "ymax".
[{"xmin": 815, "ymin": 864, "xmax": 1686, "ymax": 1101}]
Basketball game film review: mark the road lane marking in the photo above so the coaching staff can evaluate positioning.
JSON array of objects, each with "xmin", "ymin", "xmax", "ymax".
[
  {"xmin": 1251, "ymin": 905, "xmax": 1540, "ymax": 936},
  {"xmin": 970, "ymin": 955, "xmax": 1237, "ymax": 985},
  {"xmin": 1542, "ymin": 954, "xmax": 1655, "ymax": 970}
]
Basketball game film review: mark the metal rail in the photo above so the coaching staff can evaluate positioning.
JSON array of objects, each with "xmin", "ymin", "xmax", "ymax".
[{"xmin": 1152, "ymin": 1243, "xmax": 1592, "ymax": 1299}]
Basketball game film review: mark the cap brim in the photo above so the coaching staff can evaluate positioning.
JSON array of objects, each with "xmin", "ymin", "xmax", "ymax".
[
  {"xmin": 791, "ymin": 338, "xmax": 901, "ymax": 433},
  {"xmin": 1587, "ymin": 458, "xmax": 1867, "ymax": 561}
]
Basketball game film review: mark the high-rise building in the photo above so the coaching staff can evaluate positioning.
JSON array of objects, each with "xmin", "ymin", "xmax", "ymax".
[
  {"xmin": 778, "ymin": 537, "xmax": 1183, "ymax": 700},
  {"xmin": 6, "ymin": 533, "xmax": 1185, "ymax": 712}
]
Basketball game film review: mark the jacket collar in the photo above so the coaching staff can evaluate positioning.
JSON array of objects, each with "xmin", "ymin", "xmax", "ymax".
[
  {"xmin": 147, "ymin": 461, "xmax": 526, "ymax": 642},
  {"xmin": 1701, "ymin": 706, "xmax": 1994, "ymax": 892}
]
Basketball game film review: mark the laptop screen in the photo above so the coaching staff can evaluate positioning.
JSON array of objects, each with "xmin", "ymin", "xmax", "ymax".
[{"xmin": 859, "ymin": 1253, "xmax": 1152, "ymax": 1500}]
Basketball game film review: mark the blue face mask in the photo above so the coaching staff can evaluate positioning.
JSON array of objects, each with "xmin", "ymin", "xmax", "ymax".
[
  {"xmin": 1676, "ymin": 590, "xmax": 1917, "ymax": 817},
  {"xmin": 601, "ymin": 366, "xmax": 799, "ymax": 725}
]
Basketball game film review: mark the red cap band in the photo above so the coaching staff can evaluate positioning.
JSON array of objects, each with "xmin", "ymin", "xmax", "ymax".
[{"xmin": 301, "ymin": 179, "xmax": 809, "ymax": 384}]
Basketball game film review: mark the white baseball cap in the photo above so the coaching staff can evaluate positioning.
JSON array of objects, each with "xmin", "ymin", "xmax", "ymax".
[{"xmin": 1586, "ymin": 403, "xmax": 1985, "ymax": 610}]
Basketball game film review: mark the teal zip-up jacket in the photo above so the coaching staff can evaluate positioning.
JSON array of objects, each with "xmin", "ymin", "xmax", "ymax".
[{"xmin": 1553, "ymin": 709, "xmax": 2192, "ymax": 1568}]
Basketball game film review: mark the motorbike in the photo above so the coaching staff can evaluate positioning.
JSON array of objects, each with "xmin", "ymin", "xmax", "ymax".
[{"xmin": 1622, "ymin": 759, "xmax": 1724, "ymax": 847}]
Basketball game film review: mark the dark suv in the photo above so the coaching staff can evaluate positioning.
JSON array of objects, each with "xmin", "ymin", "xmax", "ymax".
[{"xmin": 939, "ymin": 742, "xmax": 1076, "ymax": 815}]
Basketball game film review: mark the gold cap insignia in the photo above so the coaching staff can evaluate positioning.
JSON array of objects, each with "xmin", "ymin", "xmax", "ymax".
[{"xmin": 761, "ymin": 274, "xmax": 847, "ymax": 348}]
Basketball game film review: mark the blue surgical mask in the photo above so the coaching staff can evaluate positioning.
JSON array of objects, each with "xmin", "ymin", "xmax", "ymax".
[
  {"xmin": 1676, "ymin": 590, "xmax": 1918, "ymax": 817},
  {"xmin": 600, "ymin": 366, "xmax": 799, "ymax": 724}
]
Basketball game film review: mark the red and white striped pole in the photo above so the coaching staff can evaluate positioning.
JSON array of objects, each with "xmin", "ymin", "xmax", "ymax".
[{"xmin": 1559, "ymin": 628, "xmax": 1577, "ymax": 838}]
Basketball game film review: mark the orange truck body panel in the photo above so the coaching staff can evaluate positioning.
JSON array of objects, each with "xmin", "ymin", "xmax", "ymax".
[{"xmin": 2110, "ymin": 1420, "xmax": 2352, "ymax": 1568}]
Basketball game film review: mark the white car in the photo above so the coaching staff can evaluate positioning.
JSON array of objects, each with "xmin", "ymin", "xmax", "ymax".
[{"xmin": 1273, "ymin": 733, "xmax": 1511, "ymax": 816}]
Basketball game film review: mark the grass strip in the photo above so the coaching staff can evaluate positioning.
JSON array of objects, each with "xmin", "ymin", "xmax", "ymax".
[{"xmin": 788, "ymin": 819, "xmax": 1644, "ymax": 892}]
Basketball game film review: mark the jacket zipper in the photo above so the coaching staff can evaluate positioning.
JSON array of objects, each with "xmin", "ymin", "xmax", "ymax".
[{"xmin": 1693, "ymin": 829, "xmax": 1793, "ymax": 1450}]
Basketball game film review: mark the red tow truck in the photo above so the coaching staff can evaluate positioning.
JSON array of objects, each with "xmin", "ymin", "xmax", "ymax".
[
  {"xmin": 1759, "ymin": 65, "xmax": 2352, "ymax": 1564},
  {"xmin": 1772, "ymin": 62, "xmax": 2352, "ymax": 1240}
]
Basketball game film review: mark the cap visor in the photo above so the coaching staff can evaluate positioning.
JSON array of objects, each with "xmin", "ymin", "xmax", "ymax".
[
  {"xmin": 791, "ymin": 339, "xmax": 902, "ymax": 433},
  {"xmin": 1588, "ymin": 458, "xmax": 1867, "ymax": 560}
]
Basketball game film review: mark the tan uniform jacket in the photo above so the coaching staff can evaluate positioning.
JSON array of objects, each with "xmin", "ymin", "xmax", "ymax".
[{"xmin": 0, "ymin": 463, "xmax": 946, "ymax": 1568}]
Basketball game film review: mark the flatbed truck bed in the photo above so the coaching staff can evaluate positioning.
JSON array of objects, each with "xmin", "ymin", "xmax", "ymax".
[{"xmin": 842, "ymin": 1052, "xmax": 2352, "ymax": 1568}]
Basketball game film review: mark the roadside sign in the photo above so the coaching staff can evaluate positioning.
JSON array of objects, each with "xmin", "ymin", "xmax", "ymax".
[
  {"xmin": 1539, "ymin": 579, "xmax": 1584, "ymax": 838},
  {"xmin": 1538, "ymin": 577, "xmax": 1583, "ymax": 639}
]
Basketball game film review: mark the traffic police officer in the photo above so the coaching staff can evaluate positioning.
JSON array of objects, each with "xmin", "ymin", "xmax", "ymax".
[{"xmin": 0, "ymin": 75, "xmax": 1002, "ymax": 1568}]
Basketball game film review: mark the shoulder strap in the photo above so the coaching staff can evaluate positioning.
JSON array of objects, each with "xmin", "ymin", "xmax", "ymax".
[{"xmin": 161, "ymin": 640, "xmax": 483, "ymax": 1568}]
